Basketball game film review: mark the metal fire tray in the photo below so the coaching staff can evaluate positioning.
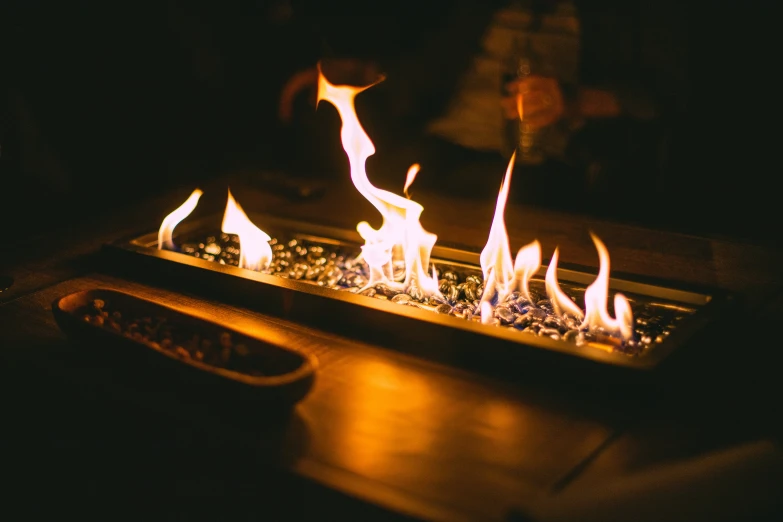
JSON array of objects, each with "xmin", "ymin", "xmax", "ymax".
[{"xmin": 103, "ymin": 214, "xmax": 735, "ymax": 380}]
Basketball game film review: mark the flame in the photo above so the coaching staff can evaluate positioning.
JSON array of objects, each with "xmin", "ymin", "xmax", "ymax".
[
  {"xmin": 403, "ymin": 163, "xmax": 420, "ymax": 199},
  {"xmin": 158, "ymin": 188, "xmax": 203, "ymax": 250},
  {"xmin": 545, "ymin": 247, "xmax": 584, "ymax": 320},
  {"xmin": 220, "ymin": 189, "xmax": 272, "ymax": 271},
  {"xmin": 479, "ymin": 152, "xmax": 516, "ymax": 303},
  {"xmin": 513, "ymin": 240, "xmax": 541, "ymax": 302},
  {"xmin": 316, "ymin": 63, "xmax": 440, "ymax": 297},
  {"xmin": 480, "ymin": 301, "xmax": 494, "ymax": 325},
  {"xmin": 516, "ymin": 92, "xmax": 524, "ymax": 121},
  {"xmin": 581, "ymin": 233, "xmax": 634, "ymax": 340}
]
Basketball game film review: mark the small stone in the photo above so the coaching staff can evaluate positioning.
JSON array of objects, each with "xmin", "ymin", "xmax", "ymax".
[
  {"xmin": 306, "ymin": 265, "xmax": 325, "ymax": 281},
  {"xmin": 436, "ymin": 303, "xmax": 452, "ymax": 314},
  {"xmin": 447, "ymin": 285, "xmax": 460, "ymax": 303},
  {"xmin": 348, "ymin": 273, "xmax": 368, "ymax": 288},
  {"xmin": 465, "ymin": 275, "xmax": 482, "ymax": 285},
  {"xmin": 522, "ymin": 324, "xmax": 541, "ymax": 335},
  {"xmin": 442, "ymin": 271, "xmax": 459, "ymax": 282},
  {"xmin": 439, "ymin": 279, "xmax": 452, "ymax": 293},
  {"xmin": 90, "ymin": 315, "xmax": 104, "ymax": 327},
  {"xmin": 427, "ymin": 295, "xmax": 446, "ymax": 306},
  {"xmin": 359, "ymin": 287, "xmax": 377, "ymax": 297},
  {"xmin": 234, "ymin": 343, "xmax": 249, "ymax": 356},
  {"xmin": 527, "ymin": 308, "xmax": 547, "ymax": 322},
  {"xmin": 317, "ymin": 266, "xmax": 343, "ymax": 287},
  {"xmin": 92, "ymin": 299, "xmax": 105, "ymax": 310},
  {"xmin": 543, "ymin": 316, "xmax": 566, "ymax": 331},
  {"xmin": 292, "ymin": 262, "xmax": 309, "ymax": 280},
  {"xmin": 538, "ymin": 327, "xmax": 561, "ymax": 340},
  {"xmin": 374, "ymin": 284, "xmax": 398, "ymax": 297},
  {"xmin": 204, "ymin": 242, "xmax": 221, "ymax": 255},
  {"xmin": 513, "ymin": 315, "xmax": 530, "ymax": 329},
  {"xmin": 407, "ymin": 285, "xmax": 424, "ymax": 301},
  {"xmin": 564, "ymin": 314, "xmax": 581, "ymax": 330},
  {"xmin": 161, "ymin": 338, "xmax": 172, "ymax": 349},
  {"xmin": 505, "ymin": 291, "xmax": 521, "ymax": 302},
  {"xmin": 464, "ymin": 283, "xmax": 478, "ymax": 302},
  {"xmin": 496, "ymin": 307, "xmax": 515, "ymax": 324},
  {"xmin": 175, "ymin": 346, "xmax": 190, "ymax": 358},
  {"xmin": 391, "ymin": 293, "xmax": 412, "ymax": 304},
  {"xmin": 220, "ymin": 332, "xmax": 232, "ymax": 349}
]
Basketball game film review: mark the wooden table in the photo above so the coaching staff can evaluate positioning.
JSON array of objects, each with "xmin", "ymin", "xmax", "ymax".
[{"xmin": 2, "ymin": 173, "xmax": 782, "ymax": 520}]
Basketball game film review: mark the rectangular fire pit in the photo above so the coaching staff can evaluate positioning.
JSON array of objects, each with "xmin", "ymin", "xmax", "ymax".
[{"xmin": 103, "ymin": 213, "xmax": 733, "ymax": 378}]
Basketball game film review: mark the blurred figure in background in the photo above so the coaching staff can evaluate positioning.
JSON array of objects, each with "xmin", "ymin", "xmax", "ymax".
[{"xmin": 278, "ymin": 0, "xmax": 684, "ymax": 222}]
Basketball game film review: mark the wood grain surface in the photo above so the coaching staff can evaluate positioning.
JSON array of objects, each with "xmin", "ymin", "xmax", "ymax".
[
  {"xmin": 2, "ymin": 174, "xmax": 781, "ymax": 520},
  {"xmin": 2, "ymin": 273, "xmax": 620, "ymax": 521}
]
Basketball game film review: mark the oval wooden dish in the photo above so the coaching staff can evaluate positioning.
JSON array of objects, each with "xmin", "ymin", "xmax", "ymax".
[{"xmin": 52, "ymin": 288, "xmax": 318, "ymax": 409}]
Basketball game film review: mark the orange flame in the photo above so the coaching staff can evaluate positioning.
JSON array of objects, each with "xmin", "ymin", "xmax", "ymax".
[
  {"xmin": 513, "ymin": 240, "xmax": 541, "ymax": 302},
  {"xmin": 403, "ymin": 163, "xmax": 420, "ymax": 199},
  {"xmin": 158, "ymin": 188, "xmax": 203, "ymax": 250},
  {"xmin": 316, "ymin": 64, "xmax": 440, "ymax": 297},
  {"xmin": 221, "ymin": 189, "xmax": 272, "ymax": 271},
  {"xmin": 581, "ymin": 233, "xmax": 634, "ymax": 340},
  {"xmin": 479, "ymin": 152, "xmax": 516, "ymax": 302},
  {"xmin": 545, "ymin": 247, "xmax": 584, "ymax": 319}
]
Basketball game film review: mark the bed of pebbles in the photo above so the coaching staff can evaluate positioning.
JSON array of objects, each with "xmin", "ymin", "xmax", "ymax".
[
  {"xmin": 174, "ymin": 231, "xmax": 694, "ymax": 356},
  {"xmin": 82, "ymin": 298, "xmax": 265, "ymax": 374}
]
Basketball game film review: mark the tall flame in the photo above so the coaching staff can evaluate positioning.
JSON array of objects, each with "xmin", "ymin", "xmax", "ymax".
[
  {"xmin": 221, "ymin": 189, "xmax": 272, "ymax": 271},
  {"xmin": 581, "ymin": 233, "xmax": 634, "ymax": 340},
  {"xmin": 403, "ymin": 163, "xmax": 420, "ymax": 199},
  {"xmin": 545, "ymin": 247, "xmax": 584, "ymax": 319},
  {"xmin": 316, "ymin": 64, "xmax": 440, "ymax": 296},
  {"xmin": 158, "ymin": 188, "xmax": 203, "ymax": 250},
  {"xmin": 479, "ymin": 152, "xmax": 516, "ymax": 303},
  {"xmin": 513, "ymin": 240, "xmax": 541, "ymax": 302}
]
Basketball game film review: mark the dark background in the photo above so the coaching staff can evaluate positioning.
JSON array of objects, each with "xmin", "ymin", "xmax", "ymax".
[{"xmin": 0, "ymin": 0, "xmax": 780, "ymax": 246}]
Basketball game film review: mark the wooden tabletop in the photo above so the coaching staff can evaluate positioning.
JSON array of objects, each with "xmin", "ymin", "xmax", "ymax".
[{"xmin": 2, "ymin": 173, "xmax": 782, "ymax": 520}]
